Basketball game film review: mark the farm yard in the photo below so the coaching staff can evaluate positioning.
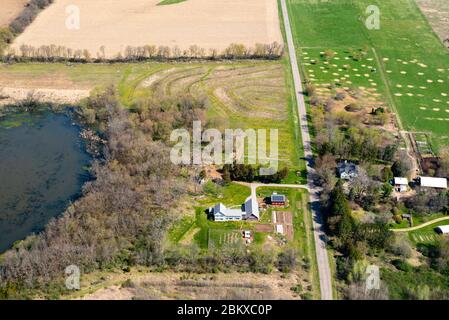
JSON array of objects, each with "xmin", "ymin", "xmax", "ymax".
[
  {"xmin": 0, "ymin": 0, "xmax": 28, "ymax": 27},
  {"xmin": 10, "ymin": 0, "xmax": 282, "ymax": 59},
  {"xmin": 286, "ymin": 0, "xmax": 449, "ymax": 150},
  {"xmin": 166, "ymin": 183, "xmax": 320, "ymax": 298}
]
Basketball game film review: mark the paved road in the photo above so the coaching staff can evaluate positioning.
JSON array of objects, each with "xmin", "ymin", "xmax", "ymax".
[
  {"xmin": 280, "ymin": 0, "xmax": 333, "ymax": 300},
  {"xmin": 391, "ymin": 216, "xmax": 449, "ymax": 232}
]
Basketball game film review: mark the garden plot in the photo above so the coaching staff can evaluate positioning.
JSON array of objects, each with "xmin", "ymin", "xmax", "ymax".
[
  {"xmin": 11, "ymin": 0, "xmax": 282, "ymax": 58},
  {"xmin": 208, "ymin": 229, "xmax": 244, "ymax": 249},
  {"xmin": 275, "ymin": 211, "xmax": 293, "ymax": 241},
  {"xmin": 409, "ymin": 231, "xmax": 440, "ymax": 244}
]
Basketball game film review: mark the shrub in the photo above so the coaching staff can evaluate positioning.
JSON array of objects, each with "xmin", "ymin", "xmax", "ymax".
[
  {"xmin": 392, "ymin": 259, "xmax": 412, "ymax": 272},
  {"xmin": 345, "ymin": 103, "xmax": 362, "ymax": 112}
]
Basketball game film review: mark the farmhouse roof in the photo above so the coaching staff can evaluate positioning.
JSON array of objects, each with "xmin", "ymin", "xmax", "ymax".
[
  {"xmin": 337, "ymin": 161, "xmax": 357, "ymax": 175},
  {"xmin": 419, "ymin": 177, "xmax": 448, "ymax": 189},
  {"xmin": 244, "ymin": 196, "xmax": 260, "ymax": 220},
  {"xmin": 394, "ymin": 177, "xmax": 408, "ymax": 185},
  {"xmin": 213, "ymin": 203, "xmax": 243, "ymax": 217}
]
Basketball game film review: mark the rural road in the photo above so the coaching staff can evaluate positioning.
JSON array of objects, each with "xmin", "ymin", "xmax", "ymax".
[
  {"xmin": 391, "ymin": 216, "xmax": 449, "ymax": 232},
  {"xmin": 280, "ymin": 0, "xmax": 333, "ymax": 300}
]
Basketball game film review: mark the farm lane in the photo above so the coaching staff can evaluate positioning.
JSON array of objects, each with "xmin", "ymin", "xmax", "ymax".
[
  {"xmin": 391, "ymin": 216, "xmax": 449, "ymax": 232},
  {"xmin": 280, "ymin": 0, "xmax": 333, "ymax": 300}
]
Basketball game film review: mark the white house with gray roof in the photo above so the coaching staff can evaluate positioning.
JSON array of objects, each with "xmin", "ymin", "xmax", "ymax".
[
  {"xmin": 210, "ymin": 203, "xmax": 244, "ymax": 221},
  {"xmin": 337, "ymin": 161, "xmax": 358, "ymax": 180},
  {"xmin": 210, "ymin": 196, "xmax": 260, "ymax": 222}
]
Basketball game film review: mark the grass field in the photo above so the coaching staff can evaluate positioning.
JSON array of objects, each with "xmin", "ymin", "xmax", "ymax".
[
  {"xmin": 0, "ymin": 61, "xmax": 305, "ymax": 174},
  {"xmin": 408, "ymin": 220, "xmax": 449, "ymax": 244},
  {"xmin": 390, "ymin": 213, "xmax": 447, "ymax": 229},
  {"xmin": 286, "ymin": 0, "xmax": 449, "ymax": 150}
]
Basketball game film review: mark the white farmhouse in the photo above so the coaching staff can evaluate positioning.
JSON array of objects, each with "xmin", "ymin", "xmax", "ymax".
[
  {"xmin": 210, "ymin": 203, "xmax": 243, "ymax": 221},
  {"xmin": 337, "ymin": 161, "xmax": 358, "ymax": 180},
  {"xmin": 210, "ymin": 196, "xmax": 260, "ymax": 222}
]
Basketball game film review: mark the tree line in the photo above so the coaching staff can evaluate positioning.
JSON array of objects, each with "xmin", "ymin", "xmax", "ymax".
[{"xmin": 1, "ymin": 42, "xmax": 284, "ymax": 63}]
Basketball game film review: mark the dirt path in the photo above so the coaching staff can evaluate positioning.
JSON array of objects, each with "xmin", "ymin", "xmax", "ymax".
[
  {"xmin": 0, "ymin": 87, "xmax": 90, "ymax": 105},
  {"xmin": 391, "ymin": 216, "xmax": 449, "ymax": 232}
]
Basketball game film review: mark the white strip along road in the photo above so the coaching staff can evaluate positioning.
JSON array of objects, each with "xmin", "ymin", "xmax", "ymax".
[{"xmin": 280, "ymin": 0, "xmax": 333, "ymax": 300}]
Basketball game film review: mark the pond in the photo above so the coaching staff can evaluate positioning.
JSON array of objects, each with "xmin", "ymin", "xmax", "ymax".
[{"xmin": 0, "ymin": 111, "xmax": 92, "ymax": 252}]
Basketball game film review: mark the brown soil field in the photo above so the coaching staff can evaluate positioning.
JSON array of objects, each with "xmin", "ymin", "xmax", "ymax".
[
  {"xmin": 11, "ymin": 0, "xmax": 282, "ymax": 58},
  {"xmin": 71, "ymin": 270, "xmax": 301, "ymax": 300},
  {"xmin": 416, "ymin": 0, "xmax": 449, "ymax": 48},
  {"xmin": 0, "ymin": 0, "xmax": 28, "ymax": 27},
  {"xmin": 276, "ymin": 211, "xmax": 293, "ymax": 241}
]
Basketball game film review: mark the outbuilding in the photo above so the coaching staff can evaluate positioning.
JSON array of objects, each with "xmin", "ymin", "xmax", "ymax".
[
  {"xmin": 436, "ymin": 225, "xmax": 449, "ymax": 234},
  {"xmin": 270, "ymin": 193, "xmax": 286, "ymax": 206},
  {"xmin": 394, "ymin": 177, "xmax": 408, "ymax": 192},
  {"xmin": 418, "ymin": 177, "xmax": 448, "ymax": 189}
]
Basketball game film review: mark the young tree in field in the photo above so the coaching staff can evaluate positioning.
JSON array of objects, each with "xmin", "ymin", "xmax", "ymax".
[
  {"xmin": 322, "ymin": 49, "xmax": 336, "ymax": 61},
  {"xmin": 100, "ymin": 45, "xmax": 106, "ymax": 59},
  {"xmin": 83, "ymin": 49, "xmax": 91, "ymax": 62},
  {"xmin": 144, "ymin": 45, "xmax": 157, "ymax": 58}
]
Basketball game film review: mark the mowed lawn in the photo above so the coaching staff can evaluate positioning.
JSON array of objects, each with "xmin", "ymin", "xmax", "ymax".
[
  {"xmin": 408, "ymin": 220, "xmax": 449, "ymax": 245},
  {"xmin": 286, "ymin": 0, "xmax": 449, "ymax": 149}
]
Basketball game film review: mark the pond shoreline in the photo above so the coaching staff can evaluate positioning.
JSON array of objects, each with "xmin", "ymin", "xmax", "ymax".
[{"xmin": 0, "ymin": 105, "xmax": 100, "ymax": 253}]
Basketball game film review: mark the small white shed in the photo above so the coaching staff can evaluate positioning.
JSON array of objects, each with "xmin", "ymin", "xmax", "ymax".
[
  {"xmin": 436, "ymin": 225, "xmax": 449, "ymax": 234},
  {"xmin": 394, "ymin": 177, "xmax": 408, "ymax": 192}
]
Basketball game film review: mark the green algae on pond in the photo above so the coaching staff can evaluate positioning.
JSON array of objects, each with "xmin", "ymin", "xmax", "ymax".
[{"xmin": 0, "ymin": 111, "xmax": 92, "ymax": 252}]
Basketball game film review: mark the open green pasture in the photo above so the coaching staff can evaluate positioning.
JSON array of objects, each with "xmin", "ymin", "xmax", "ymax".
[{"xmin": 286, "ymin": 0, "xmax": 449, "ymax": 149}]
